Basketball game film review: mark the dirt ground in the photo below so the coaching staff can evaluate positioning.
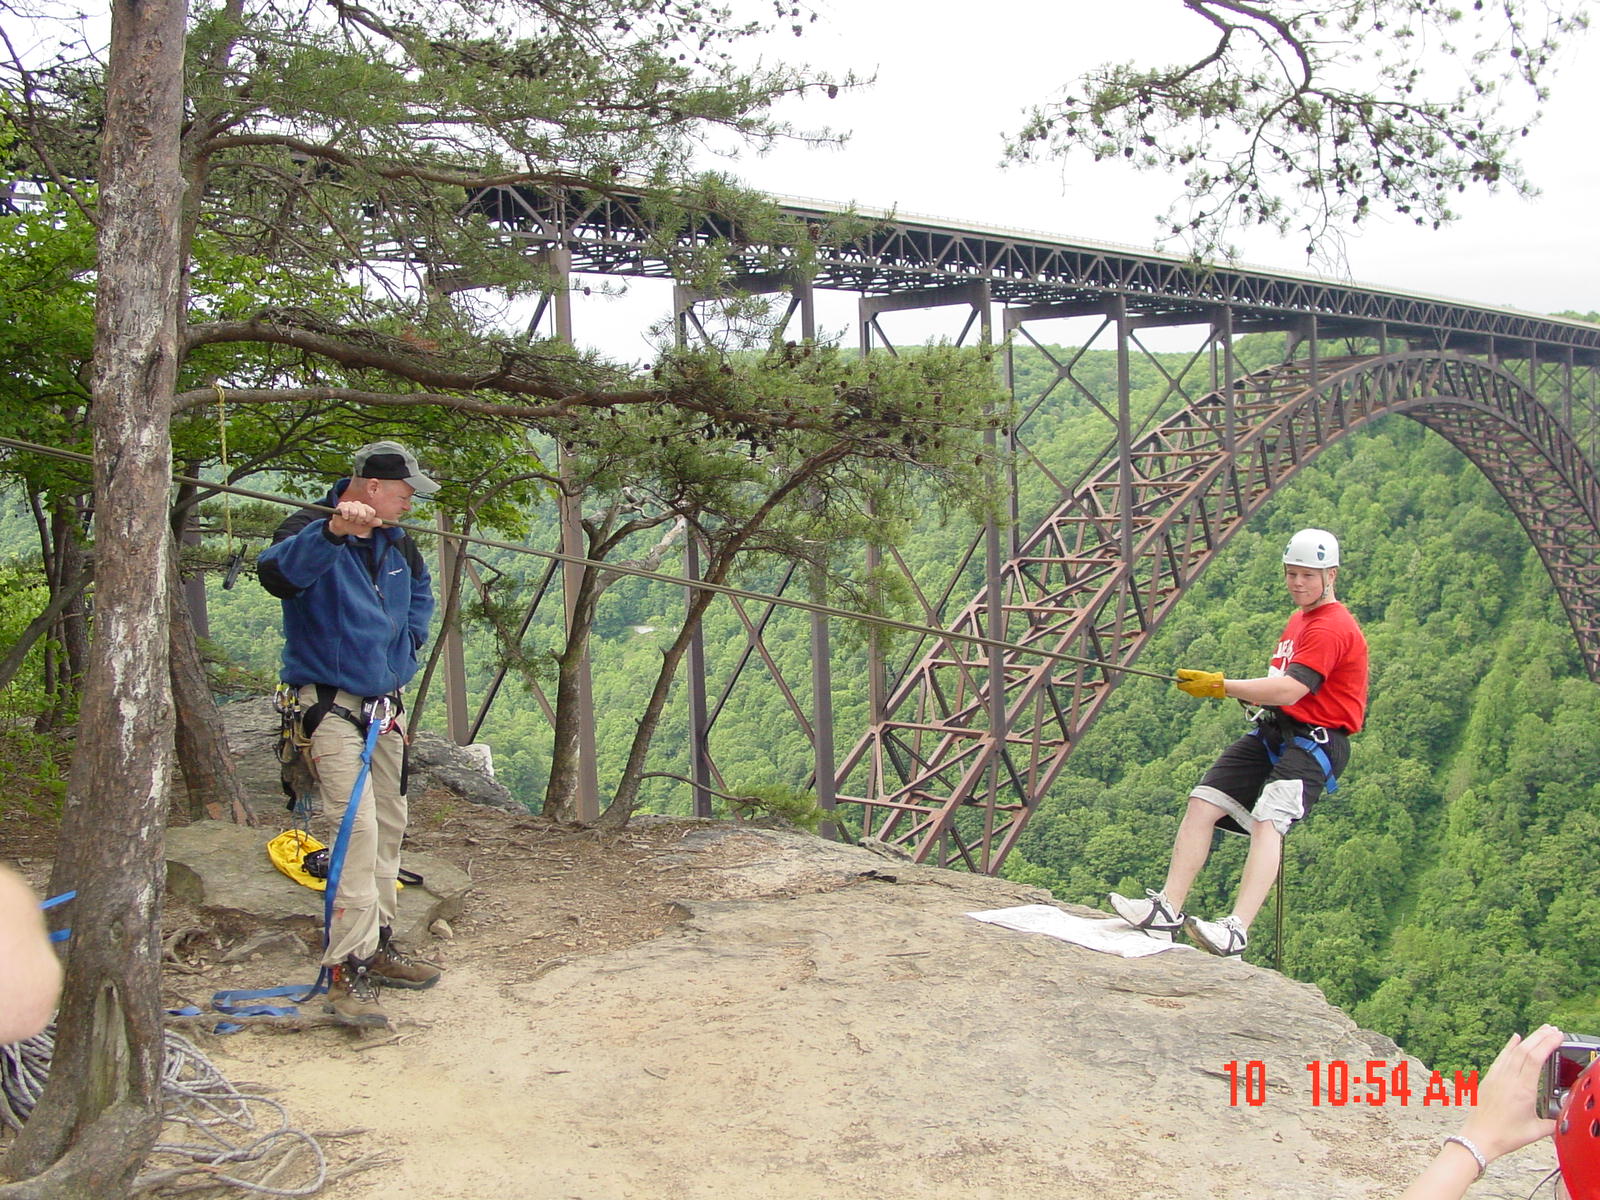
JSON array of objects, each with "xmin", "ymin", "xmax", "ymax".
[{"xmin": 1, "ymin": 791, "xmax": 1568, "ymax": 1200}]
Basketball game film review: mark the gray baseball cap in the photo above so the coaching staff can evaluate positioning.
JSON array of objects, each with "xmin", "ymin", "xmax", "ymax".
[{"xmin": 351, "ymin": 441, "xmax": 439, "ymax": 498}]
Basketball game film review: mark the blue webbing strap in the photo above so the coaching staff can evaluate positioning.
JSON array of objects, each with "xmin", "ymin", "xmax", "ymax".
[
  {"xmin": 210, "ymin": 700, "xmax": 388, "ymax": 1025},
  {"xmin": 40, "ymin": 890, "xmax": 74, "ymax": 943},
  {"xmin": 1250, "ymin": 724, "xmax": 1339, "ymax": 794}
]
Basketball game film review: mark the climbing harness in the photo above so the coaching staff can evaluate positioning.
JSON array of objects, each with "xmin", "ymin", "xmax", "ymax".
[
  {"xmin": 274, "ymin": 683, "xmax": 315, "ymax": 812},
  {"xmin": 1248, "ymin": 716, "xmax": 1339, "ymax": 794},
  {"xmin": 272, "ymin": 683, "xmax": 326, "ymax": 891}
]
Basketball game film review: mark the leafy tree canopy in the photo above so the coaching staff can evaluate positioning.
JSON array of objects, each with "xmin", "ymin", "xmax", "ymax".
[{"xmin": 1006, "ymin": 0, "xmax": 1589, "ymax": 262}]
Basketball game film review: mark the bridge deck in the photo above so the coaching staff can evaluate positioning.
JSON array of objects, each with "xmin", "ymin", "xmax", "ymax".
[{"xmin": 468, "ymin": 185, "xmax": 1600, "ymax": 364}]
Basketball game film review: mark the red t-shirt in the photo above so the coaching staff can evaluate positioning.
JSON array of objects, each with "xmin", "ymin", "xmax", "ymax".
[{"xmin": 1269, "ymin": 601, "xmax": 1368, "ymax": 733}]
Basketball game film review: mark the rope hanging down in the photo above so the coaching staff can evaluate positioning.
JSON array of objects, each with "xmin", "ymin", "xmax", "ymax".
[{"xmin": 0, "ymin": 433, "xmax": 1179, "ymax": 685}]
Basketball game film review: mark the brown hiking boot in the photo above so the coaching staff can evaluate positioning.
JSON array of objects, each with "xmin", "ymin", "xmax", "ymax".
[
  {"xmin": 369, "ymin": 940, "xmax": 442, "ymax": 991},
  {"xmin": 323, "ymin": 957, "xmax": 389, "ymax": 1028}
]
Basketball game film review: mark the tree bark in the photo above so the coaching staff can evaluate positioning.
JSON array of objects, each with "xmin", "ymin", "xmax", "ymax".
[
  {"xmin": 52, "ymin": 511, "xmax": 90, "ymax": 689},
  {"xmin": 33, "ymin": 509, "xmax": 89, "ymax": 734},
  {"xmin": 167, "ymin": 550, "xmax": 254, "ymax": 825},
  {"xmin": 2, "ymin": 0, "xmax": 187, "ymax": 1190},
  {"xmin": 541, "ymin": 557, "xmax": 604, "ymax": 823},
  {"xmin": 595, "ymin": 583, "xmax": 713, "ymax": 828},
  {"xmin": 542, "ymin": 507, "xmax": 685, "ymax": 823}
]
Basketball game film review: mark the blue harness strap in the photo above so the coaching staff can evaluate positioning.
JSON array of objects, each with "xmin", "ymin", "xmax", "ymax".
[{"xmin": 1250, "ymin": 723, "xmax": 1339, "ymax": 794}]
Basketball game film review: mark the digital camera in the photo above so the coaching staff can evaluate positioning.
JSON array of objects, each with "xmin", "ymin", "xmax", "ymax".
[{"xmin": 1538, "ymin": 1033, "xmax": 1600, "ymax": 1120}]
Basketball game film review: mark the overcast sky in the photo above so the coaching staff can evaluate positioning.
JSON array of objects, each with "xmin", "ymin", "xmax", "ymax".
[{"xmin": 571, "ymin": 1, "xmax": 1599, "ymax": 359}]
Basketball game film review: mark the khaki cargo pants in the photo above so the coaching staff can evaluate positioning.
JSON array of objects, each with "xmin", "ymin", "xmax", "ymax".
[{"xmin": 300, "ymin": 685, "xmax": 407, "ymax": 966}]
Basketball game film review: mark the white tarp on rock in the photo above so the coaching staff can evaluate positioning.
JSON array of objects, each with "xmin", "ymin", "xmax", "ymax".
[{"xmin": 967, "ymin": 903, "xmax": 1187, "ymax": 957}]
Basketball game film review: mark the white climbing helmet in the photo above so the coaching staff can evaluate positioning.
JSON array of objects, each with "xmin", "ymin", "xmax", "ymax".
[{"xmin": 1282, "ymin": 528, "xmax": 1340, "ymax": 569}]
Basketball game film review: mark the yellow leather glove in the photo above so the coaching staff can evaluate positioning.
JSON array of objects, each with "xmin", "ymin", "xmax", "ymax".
[{"xmin": 1175, "ymin": 669, "xmax": 1226, "ymax": 699}]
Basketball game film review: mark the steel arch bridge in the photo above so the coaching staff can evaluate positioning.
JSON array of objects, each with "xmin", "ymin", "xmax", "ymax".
[{"xmin": 441, "ymin": 186, "xmax": 1600, "ymax": 871}]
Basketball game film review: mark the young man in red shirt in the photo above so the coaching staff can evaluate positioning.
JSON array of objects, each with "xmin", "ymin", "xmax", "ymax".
[{"xmin": 1111, "ymin": 528, "xmax": 1369, "ymax": 956}]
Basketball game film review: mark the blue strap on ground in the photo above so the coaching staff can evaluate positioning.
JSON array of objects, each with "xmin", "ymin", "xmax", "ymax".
[
  {"xmin": 207, "ymin": 707, "xmax": 385, "ymax": 1030},
  {"xmin": 1250, "ymin": 724, "xmax": 1338, "ymax": 793},
  {"xmin": 166, "ymin": 1003, "xmax": 243, "ymax": 1035},
  {"xmin": 208, "ymin": 984, "xmax": 315, "ymax": 1018}
]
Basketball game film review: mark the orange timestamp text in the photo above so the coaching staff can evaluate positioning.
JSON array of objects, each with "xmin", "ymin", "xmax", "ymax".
[{"xmin": 1223, "ymin": 1059, "xmax": 1480, "ymax": 1107}]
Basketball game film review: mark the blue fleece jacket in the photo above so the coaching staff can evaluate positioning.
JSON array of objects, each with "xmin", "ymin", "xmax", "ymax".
[{"xmin": 257, "ymin": 481, "xmax": 434, "ymax": 697}]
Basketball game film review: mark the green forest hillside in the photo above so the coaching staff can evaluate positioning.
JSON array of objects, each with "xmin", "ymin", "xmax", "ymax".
[{"xmin": 4, "ymin": 340, "xmax": 1596, "ymax": 1076}]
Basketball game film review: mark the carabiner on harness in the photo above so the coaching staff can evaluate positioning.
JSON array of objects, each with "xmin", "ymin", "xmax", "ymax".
[{"xmin": 362, "ymin": 694, "xmax": 397, "ymax": 737}]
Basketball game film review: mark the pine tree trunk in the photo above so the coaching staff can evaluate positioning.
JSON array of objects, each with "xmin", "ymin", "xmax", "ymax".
[
  {"xmin": 33, "ymin": 511, "xmax": 88, "ymax": 734},
  {"xmin": 542, "ymin": 562, "xmax": 602, "ymax": 822},
  {"xmin": 167, "ymin": 550, "xmax": 254, "ymax": 825},
  {"xmin": 1, "ymin": 0, "xmax": 186, "ymax": 1190},
  {"xmin": 596, "ymin": 590, "xmax": 714, "ymax": 828},
  {"xmin": 0, "ymin": 570, "xmax": 91, "ymax": 696}
]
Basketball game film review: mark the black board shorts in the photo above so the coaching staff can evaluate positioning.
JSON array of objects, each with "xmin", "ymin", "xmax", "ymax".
[{"xmin": 1191, "ymin": 723, "xmax": 1351, "ymax": 836}]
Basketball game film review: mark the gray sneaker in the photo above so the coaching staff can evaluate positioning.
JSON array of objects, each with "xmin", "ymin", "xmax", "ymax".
[
  {"xmin": 1186, "ymin": 914, "xmax": 1249, "ymax": 957},
  {"xmin": 1109, "ymin": 888, "xmax": 1185, "ymax": 937}
]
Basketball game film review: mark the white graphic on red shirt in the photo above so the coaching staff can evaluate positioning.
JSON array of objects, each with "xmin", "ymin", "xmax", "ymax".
[{"xmin": 1269, "ymin": 638, "xmax": 1294, "ymax": 677}]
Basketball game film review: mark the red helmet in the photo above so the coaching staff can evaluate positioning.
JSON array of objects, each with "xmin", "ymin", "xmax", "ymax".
[{"xmin": 1558, "ymin": 1060, "xmax": 1600, "ymax": 1200}]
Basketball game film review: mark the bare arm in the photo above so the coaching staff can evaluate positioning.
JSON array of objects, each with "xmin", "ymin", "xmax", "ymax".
[
  {"xmin": 1397, "ymin": 1025, "xmax": 1565, "ymax": 1200},
  {"xmin": 0, "ymin": 866, "xmax": 62, "ymax": 1043}
]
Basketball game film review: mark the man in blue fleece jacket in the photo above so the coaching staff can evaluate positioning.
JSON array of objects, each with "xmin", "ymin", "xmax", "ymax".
[{"xmin": 259, "ymin": 441, "xmax": 442, "ymax": 1027}]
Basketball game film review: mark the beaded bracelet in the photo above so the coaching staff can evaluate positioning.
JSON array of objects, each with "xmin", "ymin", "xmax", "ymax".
[{"xmin": 1443, "ymin": 1134, "xmax": 1487, "ymax": 1179}]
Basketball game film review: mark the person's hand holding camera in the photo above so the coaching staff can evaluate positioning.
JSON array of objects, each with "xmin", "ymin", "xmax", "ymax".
[
  {"xmin": 1400, "ymin": 1024, "xmax": 1569, "ymax": 1199},
  {"xmin": 1459, "ymin": 1025, "xmax": 1565, "ymax": 1162}
]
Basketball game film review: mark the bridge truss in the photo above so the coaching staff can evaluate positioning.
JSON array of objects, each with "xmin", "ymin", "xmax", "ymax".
[{"xmin": 448, "ymin": 187, "xmax": 1600, "ymax": 871}]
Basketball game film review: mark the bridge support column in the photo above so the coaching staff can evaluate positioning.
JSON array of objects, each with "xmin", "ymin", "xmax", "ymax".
[
  {"xmin": 1112, "ymin": 296, "xmax": 1135, "ymax": 584},
  {"xmin": 1288, "ymin": 316, "xmax": 1321, "ymax": 388},
  {"xmin": 669, "ymin": 274, "xmax": 833, "ymax": 823},
  {"xmin": 1213, "ymin": 305, "xmax": 1237, "ymax": 454},
  {"xmin": 859, "ymin": 282, "xmax": 997, "ymax": 862}
]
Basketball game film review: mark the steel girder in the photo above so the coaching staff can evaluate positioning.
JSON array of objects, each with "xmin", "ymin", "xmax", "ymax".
[
  {"xmin": 831, "ymin": 351, "xmax": 1600, "ymax": 872},
  {"xmin": 465, "ymin": 185, "xmax": 1600, "ymax": 364}
]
